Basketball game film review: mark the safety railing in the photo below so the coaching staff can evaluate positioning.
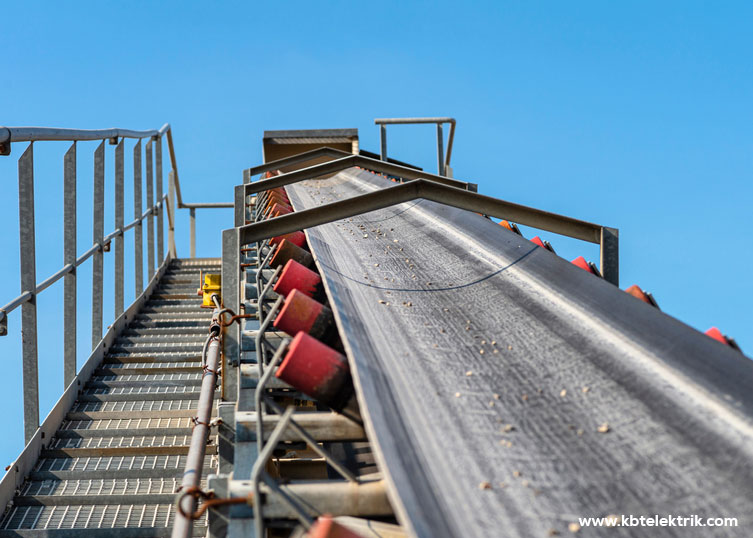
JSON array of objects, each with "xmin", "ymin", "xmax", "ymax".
[
  {"xmin": 375, "ymin": 117, "xmax": 456, "ymax": 177},
  {"xmin": 0, "ymin": 123, "xmax": 229, "ymax": 444}
]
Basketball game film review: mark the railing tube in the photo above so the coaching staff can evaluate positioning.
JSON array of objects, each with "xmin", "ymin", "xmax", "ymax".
[
  {"xmin": 172, "ymin": 323, "xmax": 221, "ymax": 538},
  {"xmin": 190, "ymin": 208, "xmax": 196, "ymax": 258}
]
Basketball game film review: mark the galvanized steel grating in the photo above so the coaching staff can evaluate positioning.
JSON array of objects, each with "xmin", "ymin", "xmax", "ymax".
[{"xmin": 1, "ymin": 259, "xmax": 219, "ymax": 534}]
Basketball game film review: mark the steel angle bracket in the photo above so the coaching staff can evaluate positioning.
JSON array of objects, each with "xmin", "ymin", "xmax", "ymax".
[
  {"xmin": 243, "ymin": 153, "xmax": 477, "ymax": 196},
  {"xmin": 232, "ymin": 178, "xmax": 620, "ymax": 286}
]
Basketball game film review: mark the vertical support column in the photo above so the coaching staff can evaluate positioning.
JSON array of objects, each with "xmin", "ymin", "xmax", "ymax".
[
  {"xmin": 146, "ymin": 140, "xmax": 155, "ymax": 281},
  {"xmin": 600, "ymin": 227, "xmax": 620, "ymax": 287},
  {"xmin": 133, "ymin": 140, "xmax": 143, "ymax": 295},
  {"xmin": 221, "ymin": 227, "xmax": 240, "ymax": 402},
  {"xmin": 155, "ymin": 136, "xmax": 164, "ymax": 263},
  {"xmin": 436, "ymin": 123, "xmax": 445, "ymax": 177},
  {"xmin": 168, "ymin": 170, "xmax": 177, "ymax": 258},
  {"xmin": 91, "ymin": 142, "xmax": 105, "ymax": 350},
  {"xmin": 190, "ymin": 208, "xmax": 196, "ymax": 258},
  {"xmin": 243, "ymin": 168, "xmax": 250, "ymax": 185},
  {"xmin": 114, "ymin": 140, "xmax": 124, "ymax": 318},
  {"xmin": 379, "ymin": 124, "xmax": 387, "ymax": 161},
  {"xmin": 234, "ymin": 184, "xmax": 245, "ymax": 227},
  {"xmin": 63, "ymin": 143, "xmax": 77, "ymax": 388},
  {"xmin": 19, "ymin": 144, "xmax": 39, "ymax": 443}
]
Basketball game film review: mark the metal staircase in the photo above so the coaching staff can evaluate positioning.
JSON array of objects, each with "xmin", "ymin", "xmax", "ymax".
[{"xmin": 0, "ymin": 258, "xmax": 219, "ymax": 537}]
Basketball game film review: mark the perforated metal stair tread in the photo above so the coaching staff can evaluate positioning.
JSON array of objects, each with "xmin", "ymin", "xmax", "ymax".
[{"xmin": 0, "ymin": 259, "xmax": 218, "ymax": 535}]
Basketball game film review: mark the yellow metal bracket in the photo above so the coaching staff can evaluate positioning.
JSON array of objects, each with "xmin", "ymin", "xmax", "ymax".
[{"xmin": 201, "ymin": 273, "xmax": 221, "ymax": 308}]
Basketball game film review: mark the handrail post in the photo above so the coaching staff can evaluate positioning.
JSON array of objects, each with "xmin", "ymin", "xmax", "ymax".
[
  {"xmin": 168, "ymin": 170, "xmax": 177, "ymax": 257},
  {"xmin": 189, "ymin": 208, "xmax": 196, "ymax": 258},
  {"xmin": 600, "ymin": 227, "xmax": 620, "ymax": 287},
  {"xmin": 436, "ymin": 123, "xmax": 445, "ymax": 176},
  {"xmin": 114, "ymin": 140, "xmax": 124, "ymax": 318},
  {"xmin": 380, "ymin": 124, "xmax": 387, "ymax": 161},
  {"xmin": 155, "ymin": 136, "xmax": 164, "ymax": 262},
  {"xmin": 134, "ymin": 140, "xmax": 144, "ymax": 294},
  {"xmin": 91, "ymin": 142, "xmax": 104, "ymax": 350},
  {"xmin": 146, "ymin": 140, "xmax": 155, "ymax": 280},
  {"xmin": 19, "ymin": 143, "xmax": 39, "ymax": 443},
  {"xmin": 63, "ymin": 143, "xmax": 77, "ymax": 387}
]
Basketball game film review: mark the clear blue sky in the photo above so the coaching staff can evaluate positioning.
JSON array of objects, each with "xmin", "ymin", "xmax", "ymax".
[{"xmin": 1, "ymin": 2, "xmax": 751, "ymax": 467}]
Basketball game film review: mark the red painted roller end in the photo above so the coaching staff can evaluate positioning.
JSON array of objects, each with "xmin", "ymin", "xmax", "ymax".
[
  {"xmin": 571, "ymin": 256, "xmax": 600, "ymax": 276},
  {"xmin": 270, "ymin": 239, "xmax": 314, "ymax": 269},
  {"xmin": 276, "ymin": 332, "xmax": 351, "ymax": 408},
  {"xmin": 274, "ymin": 289, "xmax": 324, "ymax": 336},
  {"xmin": 625, "ymin": 285, "xmax": 660, "ymax": 308},
  {"xmin": 270, "ymin": 231, "xmax": 306, "ymax": 248},
  {"xmin": 269, "ymin": 202, "xmax": 292, "ymax": 216},
  {"xmin": 273, "ymin": 259, "xmax": 322, "ymax": 298},
  {"xmin": 530, "ymin": 236, "xmax": 545, "ymax": 248}
]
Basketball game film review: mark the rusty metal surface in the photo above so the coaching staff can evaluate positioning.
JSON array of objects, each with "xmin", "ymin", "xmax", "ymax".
[{"xmin": 286, "ymin": 168, "xmax": 753, "ymax": 538}]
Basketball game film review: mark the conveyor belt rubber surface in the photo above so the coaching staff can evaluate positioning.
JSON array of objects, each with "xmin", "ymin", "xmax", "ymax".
[
  {"xmin": 0, "ymin": 259, "xmax": 219, "ymax": 537},
  {"xmin": 286, "ymin": 169, "xmax": 753, "ymax": 538}
]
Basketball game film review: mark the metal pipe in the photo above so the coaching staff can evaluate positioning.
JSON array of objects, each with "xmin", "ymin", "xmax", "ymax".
[
  {"xmin": 181, "ymin": 202, "xmax": 233, "ymax": 209},
  {"xmin": 374, "ymin": 117, "xmax": 456, "ymax": 171},
  {"xmin": 172, "ymin": 327, "xmax": 221, "ymax": 538},
  {"xmin": 36, "ymin": 264, "xmax": 75, "ymax": 295},
  {"xmin": 0, "ymin": 126, "xmax": 161, "ymax": 143},
  {"xmin": 436, "ymin": 123, "xmax": 445, "ymax": 176}
]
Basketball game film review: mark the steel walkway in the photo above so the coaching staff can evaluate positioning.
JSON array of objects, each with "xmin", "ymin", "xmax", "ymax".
[{"xmin": 0, "ymin": 258, "xmax": 220, "ymax": 537}]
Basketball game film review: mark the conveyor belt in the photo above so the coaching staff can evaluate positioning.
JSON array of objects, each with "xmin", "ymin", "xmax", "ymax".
[
  {"xmin": 286, "ymin": 169, "xmax": 753, "ymax": 538},
  {"xmin": 0, "ymin": 259, "xmax": 219, "ymax": 537}
]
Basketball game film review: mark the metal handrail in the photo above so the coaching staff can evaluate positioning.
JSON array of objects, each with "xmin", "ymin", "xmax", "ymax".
[
  {"xmin": 0, "ymin": 123, "xmax": 228, "ymax": 444},
  {"xmin": 374, "ymin": 117, "xmax": 456, "ymax": 176}
]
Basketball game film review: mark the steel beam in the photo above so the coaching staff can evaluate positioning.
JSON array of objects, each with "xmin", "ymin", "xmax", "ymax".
[
  {"xmin": 63, "ymin": 143, "xmax": 77, "ymax": 387},
  {"xmin": 243, "ymin": 154, "xmax": 475, "ymax": 196},
  {"xmin": 155, "ymin": 136, "xmax": 164, "ymax": 262},
  {"xmin": 91, "ymin": 141, "xmax": 105, "ymax": 349},
  {"xmin": 146, "ymin": 140, "xmax": 155, "ymax": 280},
  {"xmin": 236, "ymin": 179, "xmax": 618, "ymax": 281},
  {"xmin": 114, "ymin": 140, "xmax": 125, "ymax": 318},
  {"xmin": 134, "ymin": 140, "xmax": 143, "ymax": 294},
  {"xmin": 245, "ymin": 146, "xmax": 351, "ymax": 178},
  {"xmin": 18, "ymin": 144, "xmax": 39, "ymax": 443}
]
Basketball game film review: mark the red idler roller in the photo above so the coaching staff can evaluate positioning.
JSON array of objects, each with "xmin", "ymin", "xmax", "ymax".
[
  {"xmin": 276, "ymin": 332, "xmax": 360, "ymax": 421},
  {"xmin": 263, "ymin": 196, "xmax": 291, "ymax": 214},
  {"xmin": 625, "ymin": 285, "xmax": 660, "ymax": 308},
  {"xmin": 499, "ymin": 220, "xmax": 522, "ymax": 235},
  {"xmin": 270, "ymin": 239, "xmax": 314, "ymax": 269},
  {"xmin": 273, "ymin": 259, "xmax": 324, "ymax": 299},
  {"xmin": 274, "ymin": 289, "xmax": 339, "ymax": 345},
  {"xmin": 307, "ymin": 516, "xmax": 364, "ymax": 538},
  {"xmin": 270, "ymin": 230, "xmax": 306, "ymax": 248},
  {"xmin": 269, "ymin": 202, "xmax": 292, "ymax": 216},
  {"xmin": 571, "ymin": 256, "xmax": 601, "ymax": 277},
  {"xmin": 705, "ymin": 327, "xmax": 742, "ymax": 351},
  {"xmin": 530, "ymin": 236, "xmax": 556, "ymax": 253}
]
